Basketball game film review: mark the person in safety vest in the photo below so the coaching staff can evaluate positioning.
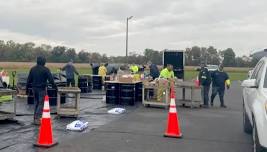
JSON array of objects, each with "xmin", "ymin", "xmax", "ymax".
[
  {"xmin": 130, "ymin": 65, "xmax": 139, "ymax": 74},
  {"xmin": 159, "ymin": 64, "xmax": 174, "ymax": 79}
]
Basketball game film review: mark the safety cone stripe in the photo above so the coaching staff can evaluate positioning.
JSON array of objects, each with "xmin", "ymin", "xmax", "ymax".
[
  {"xmin": 34, "ymin": 95, "xmax": 57, "ymax": 147},
  {"xmin": 169, "ymin": 107, "xmax": 177, "ymax": 113},
  {"xmin": 43, "ymin": 109, "xmax": 50, "ymax": 112},
  {"xmin": 170, "ymin": 99, "xmax": 176, "ymax": 106},
  {"xmin": 42, "ymin": 112, "xmax": 51, "ymax": 118},
  {"xmin": 44, "ymin": 101, "xmax": 50, "ymax": 110}
]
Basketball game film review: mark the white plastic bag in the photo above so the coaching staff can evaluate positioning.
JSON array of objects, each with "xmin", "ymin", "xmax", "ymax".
[
  {"xmin": 66, "ymin": 120, "xmax": 89, "ymax": 131},
  {"xmin": 108, "ymin": 108, "xmax": 126, "ymax": 114}
]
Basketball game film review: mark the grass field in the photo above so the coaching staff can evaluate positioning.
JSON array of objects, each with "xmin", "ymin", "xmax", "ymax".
[
  {"xmin": 0, "ymin": 62, "xmax": 250, "ymax": 84},
  {"xmin": 184, "ymin": 71, "xmax": 248, "ymax": 81}
]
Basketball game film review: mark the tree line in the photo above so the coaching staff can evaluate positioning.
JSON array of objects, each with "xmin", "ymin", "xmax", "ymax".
[{"xmin": 0, "ymin": 40, "xmax": 258, "ymax": 67}]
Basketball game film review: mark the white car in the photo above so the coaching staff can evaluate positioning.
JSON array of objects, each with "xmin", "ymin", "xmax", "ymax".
[
  {"xmin": 242, "ymin": 57, "xmax": 267, "ymax": 152},
  {"xmin": 206, "ymin": 64, "xmax": 218, "ymax": 71},
  {"xmin": 196, "ymin": 64, "xmax": 218, "ymax": 71}
]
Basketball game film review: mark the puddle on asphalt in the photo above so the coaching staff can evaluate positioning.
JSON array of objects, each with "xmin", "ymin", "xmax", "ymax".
[{"xmin": 0, "ymin": 91, "xmax": 137, "ymax": 152}]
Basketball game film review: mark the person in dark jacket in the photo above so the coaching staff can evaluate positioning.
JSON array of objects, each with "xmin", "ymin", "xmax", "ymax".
[
  {"xmin": 26, "ymin": 56, "xmax": 56, "ymax": 125},
  {"xmin": 91, "ymin": 63, "xmax": 100, "ymax": 75},
  {"xmin": 198, "ymin": 63, "xmax": 211, "ymax": 108},
  {"xmin": 61, "ymin": 59, "xmax": 79, "ymax": 87},
  {"xmin": 148, "ymin": 61, "xmax": 160, "ymax": 80},
  {"xmin": 210, "ymin": 64, "xmax": 231, "ymax": 108}
]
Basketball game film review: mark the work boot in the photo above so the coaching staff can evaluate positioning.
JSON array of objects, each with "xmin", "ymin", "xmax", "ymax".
[{"xmin": 220, "ymin": 105, "xmax": 227, "ymax": 108}]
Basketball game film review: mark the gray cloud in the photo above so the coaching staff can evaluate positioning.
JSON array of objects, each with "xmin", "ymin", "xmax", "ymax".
[{"xmin": 0, "ymin": 0, "xmax": 266, "ymax": 56}]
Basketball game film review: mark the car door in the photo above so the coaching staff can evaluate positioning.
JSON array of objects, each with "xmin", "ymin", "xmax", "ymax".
[{"xmin": 244, "ymin": 61, "xmax": 264, "ymax": 120}]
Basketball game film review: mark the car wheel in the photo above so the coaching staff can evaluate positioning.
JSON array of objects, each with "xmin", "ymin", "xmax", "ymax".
[
  {"xmin": 243, "ymin": 103, "xmax": 252, "ymax": 134},
  {"xmin": 253, "ymin": 119, "xmax": 267, "ymax": 152}
]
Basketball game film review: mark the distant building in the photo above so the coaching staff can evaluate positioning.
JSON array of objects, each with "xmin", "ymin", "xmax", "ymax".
[{"xmin": 250, "ymin": 48, "xmax": 267, "ymax": 60}]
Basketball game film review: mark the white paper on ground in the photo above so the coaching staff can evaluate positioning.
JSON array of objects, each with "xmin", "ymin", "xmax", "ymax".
[
  {"xmin": 66, "ymin": 120, "xmax": 89, "ymax": 131},
  {"xmin": 108, "ymin": 108, "xmax": 126, "ymax": 114}
]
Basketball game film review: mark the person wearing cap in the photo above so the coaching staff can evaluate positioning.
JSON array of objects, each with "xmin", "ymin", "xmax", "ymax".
[
  {"xmin": 198, "ymin": 62, "xmax": 211, "ymax": 108},
  {"xmin": 26, "ymin": 56, "xmax": 56, "ymax": 125},
  {"xmin": 61, "ymin": 59, "xmax": 79, "ymax": 87},
  {"xmin": 210, "ymin": 64, "xmax": 230, "ymax": 108},
  {"xmin": 159, "ymin": 64, "xmax": 175, "ymax": 79}
]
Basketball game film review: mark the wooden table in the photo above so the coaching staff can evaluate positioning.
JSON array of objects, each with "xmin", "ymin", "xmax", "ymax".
[
  {"xmin": 57, "ymin": 87, "xmax": 81, "ymax": 117},
  {"xmin": 0, "ymin": 89, "xmax": 17, "ymax": 120},
  {"xmin": 175, "ymin": 81, "xmax": 201, "ymax": 108}
]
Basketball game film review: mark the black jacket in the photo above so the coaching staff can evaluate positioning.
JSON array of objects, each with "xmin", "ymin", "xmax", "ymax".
[
  {"xmin": 149, "ymin": 64, "xmax": 160, "ymax": 78},
  {"xmin": 26, "ymin": 58, "xmax": 55, "ymax": 90},
  {"xmin": 198, "ymin": 68, "xmax": 211, "ymax": 86}
]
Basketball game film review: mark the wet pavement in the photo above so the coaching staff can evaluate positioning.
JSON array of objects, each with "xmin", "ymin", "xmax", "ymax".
[
  {"xmin": 47, "ymin": 82, "xmax": 252, "ymax": 152},
  {"xmin": 0, "ymin": 82, "xmax": 252, "ymax": 152},
  {"xmin": 0, "ymin": 91, "xmax": 137, "ymax": 152}
]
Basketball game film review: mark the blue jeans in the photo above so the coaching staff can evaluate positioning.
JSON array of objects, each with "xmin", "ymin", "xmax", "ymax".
[
  {"xmin": 33, "ymin": 88, "xmax": 46, "ymax": 120},
  {"xmin": 210, "ymin": 86, "xmax": 225, "ymax": 106},
  {"xmin": 201, "ymin": 85, "xmax": 210, "ymax": 106}
]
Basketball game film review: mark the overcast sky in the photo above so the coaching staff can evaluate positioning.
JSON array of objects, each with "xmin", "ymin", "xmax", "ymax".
[{"xmin": 0, "ymin": 0, "xmax": 266, "ymax": 56}]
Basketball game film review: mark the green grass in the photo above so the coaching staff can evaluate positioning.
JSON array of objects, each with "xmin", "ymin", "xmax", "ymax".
[
  {"xmin": 4, "ymin": 67, "xmax": 247, "ymax": 86},
  {"xmin": 185, "ymin": 71, "xmax": 248, "ymax": 81},
  {"xmin": 5, "ymin": 68, "xmax": 92, "ymax": 86}
]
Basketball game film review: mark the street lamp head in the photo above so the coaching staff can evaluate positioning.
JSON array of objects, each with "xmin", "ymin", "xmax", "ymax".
[{"xmin": 128, "ymin": 16, "xmax": 133, "ymax": 20}]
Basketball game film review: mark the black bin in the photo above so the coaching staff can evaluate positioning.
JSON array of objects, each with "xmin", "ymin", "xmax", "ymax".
[
  {"xmin": 78, "ymin": 75, "xmax": 92, "ymax": 93},
  {"xmin": 92, "ymin": 75, "xmax": 102, "ymax": 90},
  {"xmin": 106, "ymin": 83, "xmax": 119, "ymax": 104},
  {"xmin": 27, "ymin": 86, "xmax": 66, "ymax": 106},
  {"xmin": 120, "ymin": 84, "xmax": 135, "ymax": 105},
  {"xmin": 135, "ymin": 82, "xmax": 143, "ymax": 102}
]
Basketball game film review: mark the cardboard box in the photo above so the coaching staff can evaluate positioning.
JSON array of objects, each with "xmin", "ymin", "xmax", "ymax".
[{"xmin": 118, "ymin": 75, "xmax": 134, "ymax": 83}]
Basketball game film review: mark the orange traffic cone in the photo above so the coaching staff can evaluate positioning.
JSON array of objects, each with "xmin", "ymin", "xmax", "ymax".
[
  {"xmin": 164, "ymin": 87, "xmax": 182, "ymax": 138},
  {"xmin": 34, "ymin": 95, "xmax": 58, "ymax": 147}
]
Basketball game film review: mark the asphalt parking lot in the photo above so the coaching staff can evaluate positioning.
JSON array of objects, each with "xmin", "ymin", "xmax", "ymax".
[
  {"xmin": 0, "ymin": 91, "xmax": 137, "ymax": 152},
  {"xmin": 47, "ymin": 81, "xmax": 253, "ymax": 152}
]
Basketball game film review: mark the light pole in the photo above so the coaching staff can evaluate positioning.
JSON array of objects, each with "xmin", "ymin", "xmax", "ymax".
[{"xmin": 126, "ymin": 16, "xmax": 133, "ymax": 62}]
